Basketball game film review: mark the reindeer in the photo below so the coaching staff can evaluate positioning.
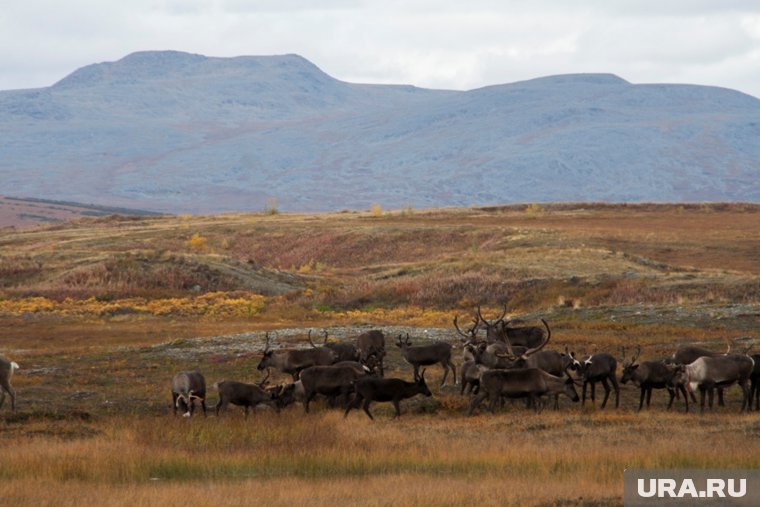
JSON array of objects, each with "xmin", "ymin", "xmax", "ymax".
[
  {"xmin": 396, "ymin": 333, "xmax": 456, "ymax": 387},
  {"xmin": 257, "ymin": 332, "xmax": 337, "ymax": 380},
  {"xmin": 495, "ymin": 320, "xmax": 570, "ymax": 409},
  {"xmin": 213, "ymin": 379, "xmax": 281, "ymax": 417},
  {"xmin": 476, "ymin": 304, "xmax": 548, "ymax": 348},
  {"xmin": 670, "ymin": 340, "xmax": 734, "ymax": 406},
  {"xmin": 172, "ymin": 371, "xmax": 207, "ymax": 417},
  {"xmin": 573, "ymin": 352, "xmax": 619, "ymax": 409},
  {"xmin": 671, "ymin": 353, "xmax": 754, "ymax": 413},
  {"xmin": 454, "ymin": 315, "xmax": 481, "ymax": 362},
  {"xmin": 299, "ymin": 363, "xmax": 369, "ymax": 413},
  {"xmin": 467, "ymin": 368, "xmax": 580, "ymax": 415},
  {"xmin": 459, "ymin": 359, "xmax": 490, "ymax": 395},
  {"xmin": 0, "ymin": 356, "xmax": 20, "ymax": 412},
  {"xmin": 356, "ymin": 329, "xmax": 386, "ymax": 377},
  {"xmin": 344, "ymin": 370, "xmax": 432, "ymax": 420},
  {"xmin": 319, "ymin": 330, "xmax": 360, "ymax": 363},
  {"xmin": 620, "ymin": 346, "xmax": 686, "ymax": 411}
]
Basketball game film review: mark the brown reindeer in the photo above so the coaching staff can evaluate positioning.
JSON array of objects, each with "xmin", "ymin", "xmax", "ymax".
[
  {"xmin": 396, "ymin": 333, "xmax": 456, "ymax": 387},
  {"xmin": 344, "ymin": 370, "xmax": 432, "ymax": 420},
  {"xmin": 257, "ymin": 332, "xmax": 337, "ymax": 380}
]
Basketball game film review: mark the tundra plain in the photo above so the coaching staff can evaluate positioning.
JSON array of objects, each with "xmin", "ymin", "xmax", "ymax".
[{"xmin": 2, "ymin": 203, "xmax": 760, "ymax": 506}]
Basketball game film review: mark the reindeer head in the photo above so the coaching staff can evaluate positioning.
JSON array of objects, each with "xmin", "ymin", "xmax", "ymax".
[
  {"xmin": 475, "ymin": 303, "xmax": 508, "ymax": 342},
  {"xmin": 619, "ymin": 346, "xmax": 641, "ymax": 384},
  {"xmin": 395, "ymin": 333, "xmax": 412, "ymax": 349},
  {"xmin": 257, "ymin": 332, "xmax": 277, "ymax": 371},
  {"xmin": 176, "ymin": 390, "xmax": 203, "ymax": 417},
  {"xmin": 414, "ymin": 369, "xmax": 432, "ymax": 397}
]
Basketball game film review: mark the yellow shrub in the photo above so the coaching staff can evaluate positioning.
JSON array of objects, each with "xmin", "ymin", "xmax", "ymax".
[{"xmin": 188, "ymin": 233, "xmax": 208, "ymax": 252}]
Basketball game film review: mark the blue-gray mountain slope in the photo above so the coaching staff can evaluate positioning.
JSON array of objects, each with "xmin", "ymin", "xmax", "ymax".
[{"xmin": 1, "ymin": 51, "xmax": 758, "ymax": 213}]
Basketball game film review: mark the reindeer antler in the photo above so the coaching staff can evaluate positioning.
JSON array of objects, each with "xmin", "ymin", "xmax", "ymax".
[
  {"xmin": 264, "ymin": 331, "xmax": 271, "ymax": 353},
  {"xmin": 476, "ymin": 302, "xmax": 508, "ymax": 328},
  {"xmin": 307, "ymin": 330, "xmax": 317, "ymax": 348},
  {"xmin": 631, "ymin": 345, "xmax": 641, "ymax": 364}
]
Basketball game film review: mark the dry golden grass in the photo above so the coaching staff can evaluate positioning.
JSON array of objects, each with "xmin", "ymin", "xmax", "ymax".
[{"xmin": 3, "ymin": 410, "xmax": 760, "ymax": 506}]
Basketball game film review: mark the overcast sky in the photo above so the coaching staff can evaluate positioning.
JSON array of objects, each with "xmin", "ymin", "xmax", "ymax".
[{"xmin": 1, "ymin": 1, "xmax": 759, "ymax": 98}]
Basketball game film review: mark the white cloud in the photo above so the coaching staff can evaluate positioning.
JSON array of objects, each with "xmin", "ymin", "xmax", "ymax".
[{"xmin": 0, "ymin": 1, "xmax": 758, "ymax": 97}]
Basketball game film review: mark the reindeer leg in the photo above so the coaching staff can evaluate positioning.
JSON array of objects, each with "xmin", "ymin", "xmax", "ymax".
[
  {"xmin": 646, "ymin": 387, "xmax": 652, "ymax": 409},
  {"xmin": 440, "ymin": 361, "xmax": 449, "ymax": 387},
  {"xmin": 344, "ymin": 394, "xmax": 361, "ymax": 418},
  {"xmin": 708, "ymin": 387, "xmax": 715, "ymax": 410},
  {"xmin": 201, "ymin": 398, "xmax": 207, "ymax": 417},
  {"xmin": 362, "ymin": 399, "xmax": 374, "ymax": 420},
  {"xmin": 699, "ymin": 387, "xmax": 706, "ymax": 414},
  {"xmin": 488, "ymin": 392, "xmax": 499, "ymax": 414},
  {"xmin": 0, "ymin": 388, "xmax": 5, "ymax": 410},
  {"xmin": 449, "ymin": 360, "xmax": 457, "ymax": 386},
  {"xmin": 468, "ymin": 391, "xmax": 488, "ymax": 416},
  {"xmin": 392, "ymin": 399, "xmax": 402, "ymax": 419},
  {"xmin": 553, "ymin": 393, "xmax": 559, "ymax": 411},
  {"xmin": 740, "ymin": 380, "xmax": 750, "ymax": 412},
  {"xmin": 718, "ymin": 387, "xmax": 725, "ymax": 407},
  {"xmin": 172, "ymin": 392, "xmax": 179, "ymax": 416},
  {"xmin": 600, "ymin": 378, "xmax": 610, "ymax": 409},
  {"xmin": 215, "ymin": 397, "xmax": 224, "ymax": 416},
  {"xmin": 304, "ymin": 391, "xmax": 316, "ymax": 414},
  {"xmin": 611, "ymin": 375, "xmax": 620, "ymax": 408},
  {"xmin": 638, "ymin": 388, "xmax": 646, "ymax": 411},
  {"xmin": 680, "ymin": 385, "xmax": 689, "ymax": 413},
  {"xmin": 667, "ymin": 387, "xmax": 675, "ymax": 410}
]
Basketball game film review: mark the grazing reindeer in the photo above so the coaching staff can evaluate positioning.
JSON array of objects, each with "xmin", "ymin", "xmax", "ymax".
[
  {"xmin": 213, "ymin": 379, "xmax": 280, "ymax": 417},
  {"xmin": 396, "ymin": 333, "xmax": 456, "ymax": 387},
  {"xmin": 356, "ymin": 330, "xmax": 386, "ymax": 377},
  {"xmin": 468, "ymin": 368, "xmax": 580, "ymax": 415},
  {"xmin": 672, "ymin": 353, "xmax": 754, "ymax": 413},
  {"xmin": 0, "ymin": 356, "xmax": 20, "ymax": 412},
  {"xmin": 476, "ymin": 304, "xmax": 548, "ymax": 348},
  {"xmin": 172, "ymin": 371, "xmax": 207, "ymax": 417},
  {"xmin": 620, "ymin": 346, "xmax": 686, "ymax": 411},
  {"xmin": 574, "ymin": 352, "xmax": 619, "ymax": 409},
  {"xmin": 299, "ymin": 363, "xmax": 369, "ymax": 413},
  {"xmin": 257, "ymin": 332, "xmax": 337, "ymax": 380},
  {"xmin": 319, "ymin": 330, "xmax": 360, "ymax": 363},
  {"xmin": 344, "ymin": 370, "xmax": 432, "ymax": 420}
]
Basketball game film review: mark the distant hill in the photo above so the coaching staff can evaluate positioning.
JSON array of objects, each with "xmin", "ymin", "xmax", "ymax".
[
  {"xmin": 0, "ymin": 196, "xmax": 160, "ymax": 228},
  {"xmin": 1, "ymin": 50, "xmax": 758, "ymax": 213}
]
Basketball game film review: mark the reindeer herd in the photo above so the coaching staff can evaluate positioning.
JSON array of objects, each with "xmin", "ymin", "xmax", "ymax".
[
  {"xmin": 1, "ymin": 304, "xmax": 758, "ymax": 420},
  {"xmin": 164, "ymin": 304, "xmax": 760, "ymax": 420}
]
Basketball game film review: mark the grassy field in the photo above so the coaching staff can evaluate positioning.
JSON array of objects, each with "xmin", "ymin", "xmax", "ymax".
[{"xmin": 1, "ymin": 203, "xmax": 760, "ymax": 506}]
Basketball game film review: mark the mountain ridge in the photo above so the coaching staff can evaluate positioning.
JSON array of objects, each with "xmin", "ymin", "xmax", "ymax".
[{"xmin": 1, "ymin": 50, "xmax": 758, "ymax": 213}]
